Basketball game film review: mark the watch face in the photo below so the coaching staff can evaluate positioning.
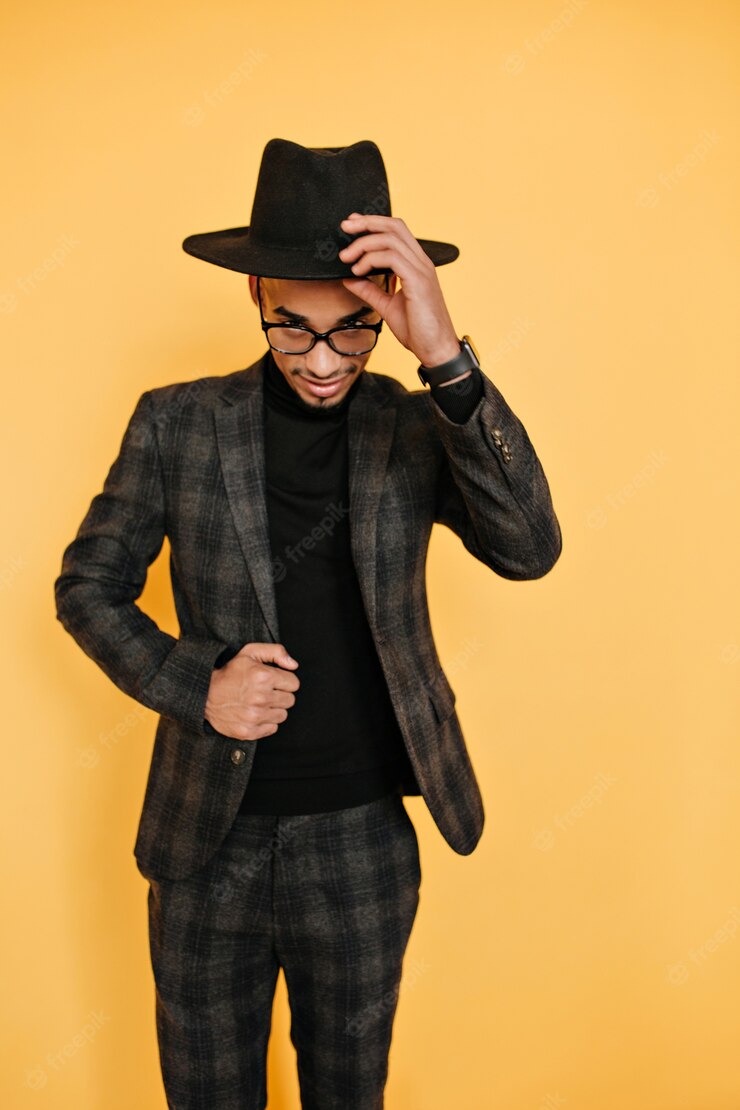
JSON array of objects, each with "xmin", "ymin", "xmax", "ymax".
[{"xmin": 462, "ymin": 335, "xmax": 481, "ymax": 366}]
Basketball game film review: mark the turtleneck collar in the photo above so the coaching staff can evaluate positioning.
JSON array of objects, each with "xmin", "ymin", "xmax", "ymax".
[{"xmin": 262, "ymin": 348, "xmax": 363, "ymax": 420}]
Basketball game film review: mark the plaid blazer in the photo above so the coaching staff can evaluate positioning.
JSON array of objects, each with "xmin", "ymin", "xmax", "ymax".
[{"xmin": 54, "ymin": 349, "xmax": 562, "ymax": 881}]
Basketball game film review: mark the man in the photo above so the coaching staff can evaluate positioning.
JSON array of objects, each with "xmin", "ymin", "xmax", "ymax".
[{"xmin": 54, "ymin": 139, "xmax": 562, "ymax": 1109}]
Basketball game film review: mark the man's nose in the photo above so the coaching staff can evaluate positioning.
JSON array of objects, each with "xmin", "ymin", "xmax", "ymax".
[{"xmin": 303, "ymin": 338, "xmax": 345, "ymax": 376}]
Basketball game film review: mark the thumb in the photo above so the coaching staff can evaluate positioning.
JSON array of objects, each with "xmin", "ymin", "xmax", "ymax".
[
  {"xmin": 238, "ymin": 642, "xmax": 299, "ymax": 668},
  {"xmin": 276, "ymin": 644, "xmax": 299, "ymax": 668}
]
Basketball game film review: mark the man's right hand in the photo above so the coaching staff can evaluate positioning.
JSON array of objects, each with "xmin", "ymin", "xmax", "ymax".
[{"xmin": 204, "ymin": 642, "xmax": 300, "ymax": 740}]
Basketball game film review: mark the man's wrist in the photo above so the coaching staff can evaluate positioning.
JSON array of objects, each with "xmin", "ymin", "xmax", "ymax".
[
  {"xmin": 429, "ymin": 364, "xmax": 483, "ymax": 424},
  {"xmin": 417, "ymin": 335, "xmax": 480, "ymax": 389},
  {"xmin": 435, "ymin": 368, "xmax": 473, "ymax": 388},
  {"xmin": 419, "ymin": 338, "xmax": 461, "ymax": 368}
]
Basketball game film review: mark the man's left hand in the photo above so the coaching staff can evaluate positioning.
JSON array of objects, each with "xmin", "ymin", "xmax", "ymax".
[{"xmin": 338, "ymin": 213, "xmax": 461, "ymax": 368}]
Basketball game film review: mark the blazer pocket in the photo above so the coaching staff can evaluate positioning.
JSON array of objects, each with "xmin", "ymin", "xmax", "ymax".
[{"xmin": 425, "ymin": 667, "xmax": 457, "ymax": 725}]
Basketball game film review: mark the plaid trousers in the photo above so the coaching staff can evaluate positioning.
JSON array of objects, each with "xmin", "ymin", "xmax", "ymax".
[{"xmin": 146, "ymin": 790, "xmax": 422, "ymax": 1109}]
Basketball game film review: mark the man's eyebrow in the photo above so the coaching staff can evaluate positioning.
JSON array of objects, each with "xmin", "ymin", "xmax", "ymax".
[{"xmin": 272, "ymin": 304, "xmax": 376, "ymax": 325}]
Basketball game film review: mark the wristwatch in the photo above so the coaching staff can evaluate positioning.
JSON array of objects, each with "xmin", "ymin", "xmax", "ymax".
[{"xmin": 417, "ymin": 335, "xmax": 481, "ymax": 388}]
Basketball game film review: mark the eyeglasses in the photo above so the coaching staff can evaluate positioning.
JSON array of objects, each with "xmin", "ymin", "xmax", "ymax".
[{"xmin": 256, "ymin": 274, "xmax": 386, "ymax": 355}]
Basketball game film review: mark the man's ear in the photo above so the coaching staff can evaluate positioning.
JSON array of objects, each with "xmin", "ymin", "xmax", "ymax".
[{"xmin": 248, "ymin": 274, "xmax": 272, "ymax": 308}]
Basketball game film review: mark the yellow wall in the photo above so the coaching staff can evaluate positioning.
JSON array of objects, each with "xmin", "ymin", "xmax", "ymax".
[{"xmin": 4, "ymin": 0, "xmax": 739, "ymax": 1106}]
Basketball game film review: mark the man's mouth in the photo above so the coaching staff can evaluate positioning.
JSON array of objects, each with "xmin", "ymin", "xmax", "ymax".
[{"xmin": 299, "ymin": 375, "xmax": 348, "ymax": 398}]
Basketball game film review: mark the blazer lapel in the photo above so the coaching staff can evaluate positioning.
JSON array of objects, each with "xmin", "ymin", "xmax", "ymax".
[
  {"xmin": 347, "ymin": 365, "xmax": 397, "ymax": 636},
  {"xmin": 214, "ymin": 352, "xmax": 397, "ymax": 643}
]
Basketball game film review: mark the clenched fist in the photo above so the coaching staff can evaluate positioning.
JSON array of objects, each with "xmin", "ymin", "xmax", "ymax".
[{"xmin": 205, "ymin": 642, "xmax": 300, "ymax": 741}]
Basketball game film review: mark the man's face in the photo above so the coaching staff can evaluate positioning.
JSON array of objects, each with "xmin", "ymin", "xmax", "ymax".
[{"xmin": 248, "ymin": 273, "xmax": 394, "ymax": 410}]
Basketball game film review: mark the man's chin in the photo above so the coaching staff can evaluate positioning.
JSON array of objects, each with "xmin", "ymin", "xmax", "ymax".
[{"xmin": 292, "ymin": 372, "xmax": 359, "ymax": 409}]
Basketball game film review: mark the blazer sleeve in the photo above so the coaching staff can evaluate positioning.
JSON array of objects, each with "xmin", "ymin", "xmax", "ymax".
[
  {"xmin": 429, "ymin": 366, "xmax": 484, "ymax": 424},
  {"xmin": 432, "ymin": 368, "xmax": 563, "ymax": 580},
  {"xmin": 54, "ymin": 390, "xmax": 230, "ymax": 735}
]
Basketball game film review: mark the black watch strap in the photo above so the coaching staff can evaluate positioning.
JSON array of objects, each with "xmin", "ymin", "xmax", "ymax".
[{"xmin": 417, "ymin": 335, "xmax": 480, "ymax": 387}]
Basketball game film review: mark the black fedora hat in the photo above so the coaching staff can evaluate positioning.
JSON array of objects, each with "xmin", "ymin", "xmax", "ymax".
[{"xmin": 181, "ymin": 137, "xmax": 460, "ymax": 280}]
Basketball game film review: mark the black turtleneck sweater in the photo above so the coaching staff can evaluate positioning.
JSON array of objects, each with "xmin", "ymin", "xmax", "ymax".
[{"xmin": 237, "ymin": 350, "xmax": 483, "ymax": 814}]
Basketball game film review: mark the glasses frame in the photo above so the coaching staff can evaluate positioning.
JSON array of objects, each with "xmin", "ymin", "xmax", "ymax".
[{"xmin": 256, "ymin": 274, "xmax": 388, "ymax": 355}]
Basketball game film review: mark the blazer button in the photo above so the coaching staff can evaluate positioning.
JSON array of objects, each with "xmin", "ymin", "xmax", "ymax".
[{"xmin": 231, "ymin": 748, "xmax": 246, "ymax": 765}]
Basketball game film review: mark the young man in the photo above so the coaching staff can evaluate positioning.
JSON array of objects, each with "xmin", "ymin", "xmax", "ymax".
[{"xmin": 54, "ymin": 138, "xmax": 562, "ymax": 1109}]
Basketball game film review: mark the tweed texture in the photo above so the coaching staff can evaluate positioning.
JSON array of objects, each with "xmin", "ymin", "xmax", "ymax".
[
  {"xmin": 147, "ymin": 792, "xmax": 421, "ymax": 1109},
  {"xmin": 54, "ymin": 348, "xmax": 562, "ymax": 881}
]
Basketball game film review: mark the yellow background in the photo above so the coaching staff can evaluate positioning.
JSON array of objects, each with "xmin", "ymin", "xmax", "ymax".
[{"xmin": 3, "ymin": 0, "xmax": 739, "ymax": 1107}]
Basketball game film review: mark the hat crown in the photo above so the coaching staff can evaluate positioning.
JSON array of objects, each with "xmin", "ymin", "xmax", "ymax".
[
  {"xmin": 248, "ymin": 138, "xmax": 391, "ymax": 257},
  {"xmin": 181, "ymin": 136, "xmax": 459, "ymax": 278}
]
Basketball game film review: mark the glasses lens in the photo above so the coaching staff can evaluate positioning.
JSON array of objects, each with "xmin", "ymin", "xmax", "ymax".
[
  {"xmin": 266, "ymin": 325, "xmax": 379, "ymax": 355},
  {"xmin": 330, "ymin": 328, "xmax": 378, "ymax": 354},
  {"xmin": 268, "ymin": 327, "xmax": 314, "ymax": 353}
]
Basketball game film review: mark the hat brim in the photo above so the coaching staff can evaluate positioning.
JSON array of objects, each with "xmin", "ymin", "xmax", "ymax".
[{"xmin": 181, "ymin": 226, "xmax": 459, "ymax": 279}]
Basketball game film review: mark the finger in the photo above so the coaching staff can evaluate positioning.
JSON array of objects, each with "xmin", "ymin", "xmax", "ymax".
[
  {"xmin": 347, "ymin": 247, "xmax": 427, "ymax": 288},
  {"xmin": 269, "ymin": 670, "xmax": 302, "ymax": 692},
  {"xmin": 340, "ymin": 230, "xmax": 419, "ymax": 271},
  {"xmin": 255, "ymin": 707, "xmax": 288, "ymax": 727},
  {"xmin": 340, "ymin": 229, "xmax": 413, "ymax": 261},
  {"xmin": 341, "ymin": 213, "xmax": 418, "ymax": 250},
  {"xmin": 241, "ymin": 641, "xmax": 298, "ymax": 666},
  {"xmin": 341, "ymin": 215, "xmax": 430, "ymax": 265},
  {"xmin": 340, "ymin": 276, "xmax": 394, "ymax": 314},
  {"xmin": 268, "ymin": 689, "xmax": 296, "ymax": 709}
]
